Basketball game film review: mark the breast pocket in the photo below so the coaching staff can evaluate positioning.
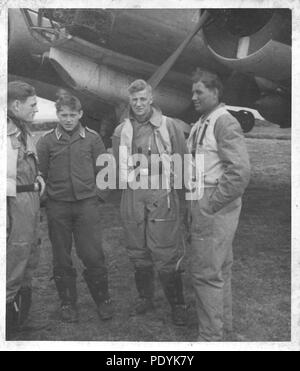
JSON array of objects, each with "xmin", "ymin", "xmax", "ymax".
[
  {"xmin": 81, "ymin": 148, "xmax": 92, "ymax": 160},
  {"xmin": 49, "ymin": 148, "xmax": 69, "ymax": 181},
  {"xmin": 76, "ymin": 147, "xmax": 95, "ymax": 179}
]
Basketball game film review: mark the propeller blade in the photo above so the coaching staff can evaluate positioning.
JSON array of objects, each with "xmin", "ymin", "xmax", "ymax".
[{"xmin": 148, "ymin": 10, "xmax": 210, "ymax": 89}]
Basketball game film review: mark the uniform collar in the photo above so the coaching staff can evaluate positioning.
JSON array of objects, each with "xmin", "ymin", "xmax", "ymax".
[
  {"xmin": 55, "ymin": 123, "xmax": 86, "ymax": 140},
  {"xmin": 7, "ymin": 117, "xmax": 30, "ymax": 138},
  {"xmin": 129, "ymin": 106, "xmax": 162, "ymax": 128},
  {"xmin": 149, "ymin": 106, "xmax": 163, "ymax": 127},
  {"xmin": 7, "ymin": 118, "xmax": 19, "ymax": 136}
]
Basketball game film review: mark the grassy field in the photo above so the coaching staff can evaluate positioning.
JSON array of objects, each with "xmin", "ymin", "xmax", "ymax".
[{"xmin": 16, "ymin": 127, "xmax": 291, "ymax": 342}]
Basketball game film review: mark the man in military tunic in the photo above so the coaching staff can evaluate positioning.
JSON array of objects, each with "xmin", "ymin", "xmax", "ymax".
[
  {"xmin": 37, "ymin": 94, "xmax": 113, "ymax": 323},
  {"xmin": 112, "ymin": 79, "xmax": 188, "ymax": 326}
]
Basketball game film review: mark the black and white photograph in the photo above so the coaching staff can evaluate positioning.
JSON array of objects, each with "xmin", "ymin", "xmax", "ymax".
[{"xmin": 1, "ymin": 0, "xmax": 298, "ymax": 352}]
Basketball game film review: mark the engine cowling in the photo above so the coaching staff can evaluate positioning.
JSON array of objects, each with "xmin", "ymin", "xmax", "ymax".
[
  {"xmin": 203, "ymin": 9, "xmax": 291, "ymax": 82},
  {"xmin": 203, "ymin": 9, "xmax": 291, "ymax": 126}
]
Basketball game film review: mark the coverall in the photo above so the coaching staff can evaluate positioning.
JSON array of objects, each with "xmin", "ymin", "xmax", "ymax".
[
  {"xmin": 187, "ymin": 104, "xmax": 251, "ymax": 341},
  {"xmin": 7, "ymin": 117, "xmax": 40, "ymax": 330},
  {"xmin": 112, "ymin": 107, "xmax": 188, "ymax": 310},
  {"xmin": 37, "ymin": 124, "xmax": 110, "ymax": 309}
]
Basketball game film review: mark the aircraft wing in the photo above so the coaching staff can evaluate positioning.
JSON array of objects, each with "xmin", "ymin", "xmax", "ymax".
[{"xmin": 8, "ymin": 8, "xmax": 291, "ymax": 129}]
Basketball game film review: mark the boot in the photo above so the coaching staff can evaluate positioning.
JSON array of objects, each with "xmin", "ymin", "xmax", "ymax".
[
  {"xmin": 6, "ymin": 301, "xmax": 19, "ymax": 340},
  {"xmin": 17, "ymin": 287, "xmax": 32, "ymax": 327},
  {"xmin": 159, "ymin": 271, "xmax": 187, "ymax": 326},
  {"xmin": 134, "ymin": 267, "xmax": 155, "ymax": 314},
  {"xmin": 6, "ymin": 287, "xmax": 33, "ymax": 339},
  {"xmin": 83, "ymin": 270, "xmax": 114, "ymax": 320},
  {"xmin": 53, "ymin": 272, "xmax": 78, "ymax": 323}
]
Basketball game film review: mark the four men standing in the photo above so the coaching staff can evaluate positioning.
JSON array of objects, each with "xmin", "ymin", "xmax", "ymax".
[{"xmin": 6, "ymin": 70, "xmax": 250, "ymax": 341}]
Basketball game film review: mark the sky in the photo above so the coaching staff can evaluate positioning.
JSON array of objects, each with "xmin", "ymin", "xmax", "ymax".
[{"xmin": 34, "ymin": 97, "xmax": 57, "ymax": 122}]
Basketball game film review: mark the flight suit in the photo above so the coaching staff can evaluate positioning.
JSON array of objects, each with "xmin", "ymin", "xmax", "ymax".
[
  {"xmin": 7, "ymin": 117, "xmax": 41, "ymax": 333},
  {"xmin": 113, "ymin": 107, "xmax": 188, "ymax": 313},
  {"xmin": 37, "ymin": 124, "xmax": 111, "ymax": 312},
  {"xmin": 187, "ymin": 104, "xmax": 251, "ymax": 341}
]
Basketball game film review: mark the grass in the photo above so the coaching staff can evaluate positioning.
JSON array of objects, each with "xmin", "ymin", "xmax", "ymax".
[{"xmin": 15, "ymin": 130, "xmax": 291, "ymax": 342}]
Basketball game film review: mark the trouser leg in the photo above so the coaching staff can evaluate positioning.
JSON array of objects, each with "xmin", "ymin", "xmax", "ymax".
[
  {"xmin": 72, "ymin": 198, "xmax": 112, "ymax": 311},
  {"xmin": 134, "ymin": 266, "xmax": 155, "ymax": 300},
  {"xmin": 158, "ymin": 271, "xmax": 185, "ymax": 306},
  {"xmin": 121, "ymin": 190, "xmax": 152, "ymax": 268},
  {"xmin": 190, "ymin": 191, "xmax": 242, "ymax": 341},
  {"xmin": 147, "ymin": 191, "xmax": 185, "ymax": 305},
  {"xmin": 52, "ymin": 267, "xmax": 77, "ymax": 306},
  {"xmin": 146, "ymin": 190, "xmax": 187, "ymax": 325},
  {"xmin": 22, "ymin": 233, "xmax": 41, "ymax": 289},
  {"xmin": 122, "ymin": 213, "xmax": 154, "ymax": 305},
  {"xmin": 6, "ymin": 286, "xmax": 35, "ymax": 339},
  {"xmin": 7, "ymin": 194, "xmax": 40, "ymax": 302},
  {"xmin": 19, "ymin": 235, "xmax": 41, "ymax": 326},
  {"xmin": 121, "ymin": 188, "xmax": 154, "ymax": 285},
  {"xmin": 223, "ymin": 248, "xmax": 233, "ymax": 332},
  {"xmin": 6, "ymin": 193, "xmax": 40, "ymax": 335},
  {"xmin": 6, "ymin": 302, "xmax": 19, "ymax": 340},
  {"xmin": 46, "ymin": 200, "xmax": 77, "ymax": 306},
  {"xmin": 121, "ymin": 190, "xmax": 156, "ymax": 314}
]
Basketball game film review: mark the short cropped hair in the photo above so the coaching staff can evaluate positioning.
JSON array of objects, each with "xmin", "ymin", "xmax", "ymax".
[
  {"xmin": 128, "ymin": 79, "xmax": 152, "ymax": 96},
  {"xmin": 8, "ymin": 81, "xmax": 36, "ymax": 104},
  {"xmin": 55, "ymin": 94, "xmax": 82, "ymax": 112},
  {"xmin": 192, "ymin": 68, "xmax": 223, "ymax": 99}
]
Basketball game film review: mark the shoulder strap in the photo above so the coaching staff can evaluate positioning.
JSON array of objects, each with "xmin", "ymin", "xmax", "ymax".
[
  {"xmin": 42, "ymin": 128, "xmax": 55, "ymax": 137},
  {"xmin": 86, "ymin": 126, "xmax": 99, "ymax": 135}
]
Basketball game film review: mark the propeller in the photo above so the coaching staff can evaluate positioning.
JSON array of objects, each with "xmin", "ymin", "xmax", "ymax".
[
  {"xmin": 147, "ymin": 10, "xmax": 210, "ymax": 89},
  {"xmin": 116, "ymin": 10, "xmax": 210, "ymax": 122}
]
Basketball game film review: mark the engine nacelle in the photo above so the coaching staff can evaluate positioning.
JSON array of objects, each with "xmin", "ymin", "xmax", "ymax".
[
  {"xmin": 203, "ymin": 10, "xmax": 291, "ymax": 127},
  {"xmin": 203, "ymin": 9, "xmax": 291, "ymax": 83},
  {"xmin": 255, "ymin": 94, "xmax": 291, "ymax": 128}
]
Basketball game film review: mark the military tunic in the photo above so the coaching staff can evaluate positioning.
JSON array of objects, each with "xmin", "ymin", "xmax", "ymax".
[{"xmin": 37, "ymin": 124, "xmax": 108, "ymax": 284}]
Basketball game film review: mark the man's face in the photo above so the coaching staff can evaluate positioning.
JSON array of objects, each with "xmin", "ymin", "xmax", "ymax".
[
  {"xmin": 11, "ymin": 95, "xmax": 38, "ymax": 123},
  {"xmin": 57, "ymin": 106, "xmax": 83, "ymax": 131},
  {"xmin": 129, "ymin": 89, "xmax": 153, "ymax": 119},
  {"xmin": 192, "ymin": 81, "xmax": 219, "ymax": 115}
]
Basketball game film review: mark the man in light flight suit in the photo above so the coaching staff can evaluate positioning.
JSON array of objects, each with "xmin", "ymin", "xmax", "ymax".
[
  {"xmin": 112, "ymin": 79, "xmax": 188, "ymax": 326},
  {"xmin": 6, "ymin": 81, "xmax": 45, "ymax": 339},
  {"xmin": 187, "ymin": 69, "xmax": 251, "ymax": 341}
]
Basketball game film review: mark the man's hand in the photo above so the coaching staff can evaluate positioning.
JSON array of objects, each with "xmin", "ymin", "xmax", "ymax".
[
  {"xmin": 36, "ymin": 175, "xmax": 46, "ymax": 197},
  {"xmin": 199, "ymin": 191, "xmax": 216, "ymax": 216}
]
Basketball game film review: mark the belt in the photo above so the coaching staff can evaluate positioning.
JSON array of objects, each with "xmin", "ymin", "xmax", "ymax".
[{"xmin": 16, "ymin": 182, "xmax": 41, "ymax": 193}]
